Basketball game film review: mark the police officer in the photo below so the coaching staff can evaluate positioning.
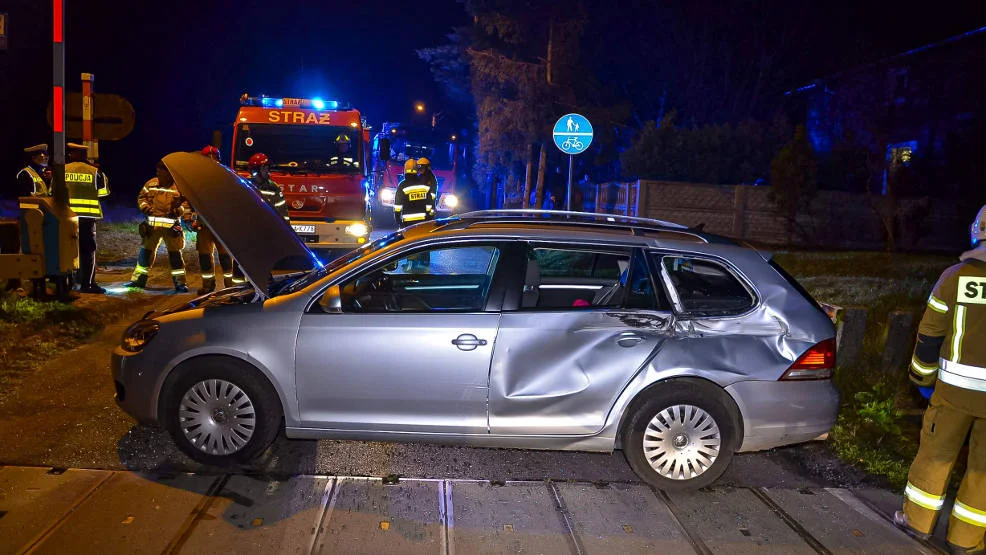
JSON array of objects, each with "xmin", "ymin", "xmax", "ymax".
[
  {"xmin": 16, "ymin": 144, "xmax": 51, "ymax": 197},
  {"xmin": 65, "ymin": 143, "xmax": 110, "ymax": 293},
  {"xmin": 186, "ymin": 146, "xmax": 239, "ymax": 294},
  {"xmin": 249, "ymin": 153, "xmax": 290, "ymax": 222},
  {"xmin": 394, "ymin": 159, "xmax": 436, "ymax": 228},
  {"xmin": 895, "ymin": 205, "xmax": 986, "ymax": 554},
  {"xmin": 124, "ymin": 160, "xmax": 188, "ymax": 292}
]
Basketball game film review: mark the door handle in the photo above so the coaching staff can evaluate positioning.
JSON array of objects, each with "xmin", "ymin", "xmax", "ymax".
[
  {"xmin": 617, "ymin": 332, "xmax": 644, "ymax": 347},
  {"xmin": 452, "ymin": 334, "xmax": 488, "ymax": 351}
]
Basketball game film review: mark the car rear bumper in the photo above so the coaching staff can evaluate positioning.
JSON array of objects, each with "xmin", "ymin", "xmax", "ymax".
[
  {"xmin": 111, "ymin": 346, "xmax": 159, "ymax": 426},
  {"xmin": 726, "ymin": 379, "xmax": 840, "ymax": 452}
]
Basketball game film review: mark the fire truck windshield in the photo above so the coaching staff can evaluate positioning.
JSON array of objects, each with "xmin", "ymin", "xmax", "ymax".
[{"xmin": 234, "ymin": 123, "xmax": 362, "ymax": 174}]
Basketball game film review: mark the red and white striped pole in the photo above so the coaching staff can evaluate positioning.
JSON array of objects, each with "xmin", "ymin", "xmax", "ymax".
[
  {"xmin": 51, "ymin": 0, "xmax": 67, "ymax": 207},
  {"xmin": 82, "ymin": 72, "xmax": 95, "ymax": 161}
]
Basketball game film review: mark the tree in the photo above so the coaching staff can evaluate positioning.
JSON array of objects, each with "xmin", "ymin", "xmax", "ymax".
[{"xmin": 769, "ymin": 125, "xmax": 817, "ymax": 238}]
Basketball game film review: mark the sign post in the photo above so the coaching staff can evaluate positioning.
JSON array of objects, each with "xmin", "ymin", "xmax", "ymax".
[
  {"xmin": 51, "ymin": 0, "xmax": 67, "ymax": 208},
  {"xmin": 0, "ymin": 12, "xmax": 8, "ymax": 50},
  {"xmin": 552, "ymin": 113, "xmax": 593, "ymax": 211},
  {"xmin": 82, "ymin": 73, "xmax": 97, "ymax": 160}
]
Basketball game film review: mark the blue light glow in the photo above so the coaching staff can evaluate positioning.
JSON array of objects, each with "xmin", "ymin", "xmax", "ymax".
[{"xmin": 312, "ymin": 98, "xmax": 326, "ymax": 110}]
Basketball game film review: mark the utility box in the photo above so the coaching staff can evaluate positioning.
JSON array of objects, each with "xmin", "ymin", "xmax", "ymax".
[{"xmin": 15, "ymin": 196, "xmax": 78, "ymax": 276}]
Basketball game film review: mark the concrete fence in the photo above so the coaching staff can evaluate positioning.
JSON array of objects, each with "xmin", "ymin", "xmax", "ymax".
[
  {"xmin": 593, "ymin": 180, "xmax": 965, "ymax": 251},
  {"xmin": 834, "ymin": 306, "xmax": 918, "ymax": 373}
]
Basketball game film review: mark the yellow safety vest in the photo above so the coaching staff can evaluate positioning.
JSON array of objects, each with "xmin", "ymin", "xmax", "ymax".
[{"xmin": 65, "ymin": 161, "xmax": 106, "ymax": 219}]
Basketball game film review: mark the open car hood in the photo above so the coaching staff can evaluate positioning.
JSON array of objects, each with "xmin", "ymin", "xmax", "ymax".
[{"xmin": 162, "ymin": 152, "xmax": 319, "ymax": 296}]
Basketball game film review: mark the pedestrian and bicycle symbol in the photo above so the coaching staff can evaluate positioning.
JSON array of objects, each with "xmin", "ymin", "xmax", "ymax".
[{"xmin": 553, "ymin": 113, "xmax": 593, "ymax": 155}]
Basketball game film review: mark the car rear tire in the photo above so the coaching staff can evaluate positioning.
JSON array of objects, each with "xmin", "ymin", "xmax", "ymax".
[
  {"xmin": 623, "ymin": 380, "xmax": 739, "ymax": 491},
  {"xmin": 163, "ymin": 357, "xmax": 282, "ymax": 466}
]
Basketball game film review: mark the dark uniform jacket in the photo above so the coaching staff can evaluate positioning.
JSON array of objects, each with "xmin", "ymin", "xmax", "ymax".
[
  {"xmin": 394, "ymin": 175, "xmax": 437, "ymax": 226},
  {"xmin": 252, "ymin": 177, "xmax": 290, "ymax": 222}
]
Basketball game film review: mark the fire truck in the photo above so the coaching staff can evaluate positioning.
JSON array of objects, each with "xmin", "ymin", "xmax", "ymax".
[
  {"xmin": 231, "ymin": 95, "xmax": 371, "ymax": 254},
  {"xmin": 370, "ymin": 123, "xmax": 462, "ymax": 218}
]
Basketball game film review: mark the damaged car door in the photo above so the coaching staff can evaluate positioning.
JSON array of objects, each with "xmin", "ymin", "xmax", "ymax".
[{"xmin": 489, "ymin": 245, "xmax": 675, "ymax": 436}]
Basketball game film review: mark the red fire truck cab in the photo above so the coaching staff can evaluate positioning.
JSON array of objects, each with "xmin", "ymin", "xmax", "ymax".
[
  {"xmin": 371, "ymin": 123, "xmax": 462, "ymax": 217},
  {"xmin": 231, "ymin": 95, "xmax": 371, "ymax": 254}
]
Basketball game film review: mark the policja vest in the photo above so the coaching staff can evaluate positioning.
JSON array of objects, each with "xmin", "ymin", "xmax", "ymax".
[
  {"xmin": 18, "ymin": 166, "xmax": 49, "ymax": 196},
  {"xmin": 65, "ymin": 161, "xmax": 109, "ymax": 218}
]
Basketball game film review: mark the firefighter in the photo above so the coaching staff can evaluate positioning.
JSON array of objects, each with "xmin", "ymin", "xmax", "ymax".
[
  {"xmin": 328, "ymin": 134, "xmax": 356, "ymax": 168},
  {"xmin": 248, "ymin": 153, "xmax": 290, "ymax": 222},
  {"xmin": 394, "ymin": 159, "xmax": 436, "ymax": 228},
  {"xmin": 16, "ymin": 144, "xmax": 51, "ymax": 197},
  {"xmin": 186, "ymin": 145, "xmax": 238, "ymax": 294},
  {"xmin": 124, "ymin": 160, "xmax": 188, "ymax": 292},
  {"xmin": 416, "ymin": 157, "xmax": 438, "ymax": 190},
  {"xmin": 895, "ymin": 205, "xmax": 986, "ymax": 554},
  {"xmin": 65, "ymin": 143, "xmax": 110, "ymax": 293}
]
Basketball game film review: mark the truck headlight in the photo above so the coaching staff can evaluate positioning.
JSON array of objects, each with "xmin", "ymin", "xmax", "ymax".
[
  {"xmin": 345, "ymin": 222, "xmax": 369, "ymax": 237},
  {"xmin": 379, "ymin": 187, "xmax": 396, "ymax": 206},
  {"xmin": 121, "ymin": 320, "xmax": 160, "ymax": 353},
  {"xmin": 438, "ymin": 193, "xmax": 459, "ymax": 211}
]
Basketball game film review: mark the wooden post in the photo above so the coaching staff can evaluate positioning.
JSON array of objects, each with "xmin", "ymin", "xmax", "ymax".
[
  {"xmin": 523, "ymin": 143, "xmax": 534, "ymax": 209},
  {"xmin": 534, "ymin": 145, "xmax": 547, "ymax": 209},
  {"xmin": 836, "ymin": 307, "xmax": 867, "ymax": 369}
]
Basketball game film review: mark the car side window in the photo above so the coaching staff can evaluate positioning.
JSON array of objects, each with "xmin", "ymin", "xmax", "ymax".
[
  {"xmin": 340, "ymin": 245, "xmax": 500, "ymax": 313},
  {"xmin": 523, "ymin": 247, "xmax": 632, "ymax": 309},
  {"xmin": 660, "ymin": 255, "xmax": 754, "ymax": 316}
]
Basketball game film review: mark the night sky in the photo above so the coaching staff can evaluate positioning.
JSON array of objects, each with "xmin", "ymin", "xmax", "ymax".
[{"xmin": 1, "ymin": 0, "xmax": 984, "ymax": 200}]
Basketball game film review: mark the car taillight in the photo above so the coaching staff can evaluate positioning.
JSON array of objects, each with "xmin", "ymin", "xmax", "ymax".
[{"xmin": 779, "ymin": 338, "xmax": 836, "ymax": 380}]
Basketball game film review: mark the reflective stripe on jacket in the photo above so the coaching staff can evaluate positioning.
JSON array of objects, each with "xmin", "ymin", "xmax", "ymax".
[
  {"xmin": 912, "ymin": 258, "xmax": 986, "ymax": 392},
  {"xmin": 137, "ymin": 177, "xmax": 183, "ymax": 221}
]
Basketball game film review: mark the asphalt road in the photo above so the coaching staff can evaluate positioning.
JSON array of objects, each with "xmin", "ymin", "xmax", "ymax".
[{"xmin": 0, "ymin": 276, "xmax": 876, "ymax": 493}]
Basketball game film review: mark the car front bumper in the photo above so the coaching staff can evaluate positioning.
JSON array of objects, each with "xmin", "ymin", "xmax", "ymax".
[
  {"xmin": 726, "ymin": 379, "xmax": 840, "ymax": 452},
  {"xmin": 111, "ymin": 345, "xmax": 160, "ymax": 426}
]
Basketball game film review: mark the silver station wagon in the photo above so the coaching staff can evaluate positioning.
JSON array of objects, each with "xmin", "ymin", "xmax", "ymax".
[{"xmin": 112, "ymin": 152, "xmax": 840, "ymax": 490}]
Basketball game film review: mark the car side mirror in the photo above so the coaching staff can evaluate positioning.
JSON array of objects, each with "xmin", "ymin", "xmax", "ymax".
[{"xmin": 318, "ymin": 284, "xmax": 343, "ymax": 313}]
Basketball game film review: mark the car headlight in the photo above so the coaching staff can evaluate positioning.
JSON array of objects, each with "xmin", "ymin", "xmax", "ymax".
[
  {"xmin": 345, "ymin": 222, "xmax": 369, "ymax": 237},
  {"xmin": 121, "ymin": 320, "xmax": 160, "ymax": 353},
  {"xmin": 379, "ymin": 187, "xmax": 396, "ymax": 206},
  {"xmin": 438, "ymin": 193, "xmax": 459, "ymax": 211}
]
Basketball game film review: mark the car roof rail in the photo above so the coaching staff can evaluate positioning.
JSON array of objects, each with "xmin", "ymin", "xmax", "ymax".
[{"xmin": 434, "ymin": 209, "xmax": 717, "ymax": 243}]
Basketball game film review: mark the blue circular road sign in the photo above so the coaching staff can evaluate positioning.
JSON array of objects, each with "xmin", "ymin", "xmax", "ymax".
[{"xmin": 553, "ymin": 113, "xmax": 593, "ymax": 155}]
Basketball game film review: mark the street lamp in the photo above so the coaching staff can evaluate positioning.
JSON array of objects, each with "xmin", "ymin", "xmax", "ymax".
[{"xmin": 415, "ymin": 103, "xmax": 425, "ymax": 113}]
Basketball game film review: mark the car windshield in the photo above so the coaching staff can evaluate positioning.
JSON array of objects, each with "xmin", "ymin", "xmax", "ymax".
[
  {"xmin": 233, "ymin": 123, "xmax": 362, "ymax": 175},
  {"xmin": 270, "ymin": 231, "xmax": 405, "ymax": 297},
  {"xmin": 385, "ymin": 127, "xmax": 456, "ymax": 170}
]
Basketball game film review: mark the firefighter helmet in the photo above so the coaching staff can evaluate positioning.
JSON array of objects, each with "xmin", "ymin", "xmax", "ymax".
[
  {"xmin": 404, "ymin": 159, "xmax": 417, "ymax": 175},
  {"xmin": 416, "ymin": 157, "xmax": 431, "ymax": 168},
  {"xmin": 248, "ymin": 153, "xmax": 270, "ymax": 171},
  {"xmin": 972, "ymin": 204, "xmax": 986, "ymax": 246},
  {"xmin": 200, "ymin": 145, "xmax": 220, "ymax": 160},
  {"xmin": 335, "ymin": 134, "xmax": 352, "ymax": 144}
]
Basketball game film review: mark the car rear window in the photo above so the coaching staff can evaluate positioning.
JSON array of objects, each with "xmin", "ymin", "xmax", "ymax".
[
  {"xmin": 660, "ymin": 255, "xmax": 755, "ymax": 316},
  {"xmin": 768, "ymin": 259, "xmax": 826, "ymax": 313}
]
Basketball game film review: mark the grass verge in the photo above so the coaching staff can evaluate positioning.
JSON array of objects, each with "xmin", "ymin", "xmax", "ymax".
[
  {"xmin": 0, "ymin": 291, "xmax": 146, "ymax": 403},
  {"xmin": 773, "ymin": 250, "xmax": 955, "ymax": 489}
]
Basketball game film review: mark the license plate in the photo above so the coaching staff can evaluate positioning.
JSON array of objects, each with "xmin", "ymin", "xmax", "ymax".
[{"xmin": 292, "ymin": 224, "xmax": 316, "ymax": 234}]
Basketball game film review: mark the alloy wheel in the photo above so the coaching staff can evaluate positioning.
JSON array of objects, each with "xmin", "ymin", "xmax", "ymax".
[
  {"xmin": 642, "ymin": 404, "xmax": 721, "ymax": 480},
  {"xmin": 178, "ymin": 379, "xmax": 257, "ymax": 456}
]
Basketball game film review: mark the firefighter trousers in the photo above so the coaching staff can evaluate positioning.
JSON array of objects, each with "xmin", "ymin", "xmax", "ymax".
[
  {"xmin": 903, "ymin": 390, "xmax": 986, "ymax": 550},
  {"xmin": 195, "ymin": 227, "xmax": 241, "ymax": 288},
  {"xmin": 131, "ymin": 226, "xmax": 186, "ymax": 286}
]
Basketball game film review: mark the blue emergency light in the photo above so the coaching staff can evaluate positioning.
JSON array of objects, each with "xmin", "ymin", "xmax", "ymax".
[{"xmin": 240, "ymin": 94, "xmax": 344, "ymax": 111}]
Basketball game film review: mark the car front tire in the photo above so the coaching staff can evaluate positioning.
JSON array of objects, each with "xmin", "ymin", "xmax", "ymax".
[
  {"xmin": 623, "ymin": 380, "xmax": 739, "ymax": 491},
  {"xmin": 163, "ymin": 357, "xmax": 282, "ymax": 466}
]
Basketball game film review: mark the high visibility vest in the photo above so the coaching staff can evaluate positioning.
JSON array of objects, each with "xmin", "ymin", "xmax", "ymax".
[
  {"xmin": 18, "ymin": 166, "xmax": 49, "ymax": 196},
  {"xmin": 65, "ymin": 161, "xmax": 104, "ymax": 219}
]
